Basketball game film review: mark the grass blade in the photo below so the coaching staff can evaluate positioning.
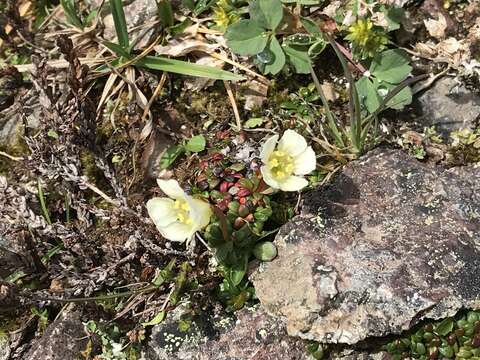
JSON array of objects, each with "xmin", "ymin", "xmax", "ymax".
[
  {"xmin": 109, "ymin": 0, "xmax": 129, "ymax": 50},
  {"xmin": 37, "ymin": 179, "xmax": 52, "ymax": 225},
  {"xmin": 60, "ymin": 0, "xmax": 84, "ymax": 29},
  {"xmin": 103, "ymin": 40, "xmax": 131, "ymax": 58},
  {"xmin": 137, "ymin": 56, "xmax": 244, "ymax": 81}
]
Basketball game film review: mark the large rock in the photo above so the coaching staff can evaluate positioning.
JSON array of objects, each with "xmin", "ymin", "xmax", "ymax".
[
  {"xmin": 145, "ymin": 304, "xmax": 309, "ymax": 360},
  {"xmin": 415, "ymin": 77, "xmax": 480, "ymax": 134},
  {"xmin": 25, "ymin": 311, "xmax": 88, "ymax": 360},
  {"xmin": 253, "ymin": 148, "xmax": 480, "ymax": 345}
]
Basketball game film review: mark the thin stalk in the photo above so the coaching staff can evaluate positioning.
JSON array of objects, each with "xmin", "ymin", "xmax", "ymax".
[
  {"xmin": 37, "ymin": 179, "xmax": 52, "ymax": 225},
  {"xmin": 327, "ymin": 35, "xmax": 363, "ymax": 153},
  {"xmin": 65, "ymin": 193, "xmax": 71, "ymax": 224},
  {"xmin": 310, "ymin": 66, "xmax": 345, "ymax": 148}
]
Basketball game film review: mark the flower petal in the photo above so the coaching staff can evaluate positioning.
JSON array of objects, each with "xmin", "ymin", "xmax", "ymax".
[
  {"xmin": 160, "ymin": 221, "xmax": 194, "ymax": 242},
  {"xmin": 146, "ymin": 197, "xmax": 177, "ymax": 227},
  {"xmin": 157, "ymin": 179, "xmax": 185, "ymax": 199},
  {"xmin": 188, "ymin": 198, "xmax": 212, "ymax": 230},
  {"xmin": 279, "ymin": 175, "xmax": 309, "ymax": 192},
  {"xmin": 293, "ymin": 146, "xmax": 316, "ymax": 175},
  {"xmin": 260, "ymin": 165, "xmax": 280, "ymax": 190},
  {"xmin": 260, "ymin": 134, "xmax": 279, "ymax": 163},
  {"xmin": 277, "ymin": 130, "xmax": 307, "ymax": 157}
]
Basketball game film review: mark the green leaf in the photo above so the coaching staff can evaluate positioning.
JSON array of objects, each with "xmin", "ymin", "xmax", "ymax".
[
  {"xmin": 385, "ymin": 85, "xmax": 412, "ymax": 110},
  {"xmin": 160, "ymin": 145, "xmax": 185, "ymax": 169},
  {"xmin": 244, "ymin": 117, "xmax": 265, "ymax": 128},
  {"xmin": 283, "ymin": 44, "xmax": 311, "ymax": 74},
  {"xmin": 225, "ymin": 20, "xmax": 268, "ymax": 56},
  {"xmin": 157, "ymin": 0, "xmax": 174, "ymax": 27},
  {"xmin": 109, "ymin": 0, "xmax": 130, "ymax": 49},
  {"xmin": 434, "ymin": 318, "xmax": 454, "ymax": 336},
  {"xmin": 385, "ymin": 7, "xmax": 404, "ymax": 31},
  {"xmin": 142, "ymin": 311, "xmax": 166, "ymax": 327},
  {"xmin": 300, "ymin": 17, "xmax": 321, "ymax": 36},
  {"xmin": 253, "ymin": 241, "xmax": 277, "ymax": 261},
  {"xmin": 137, "ymin": 56, "xmax": 244, "ymax": 81},
  {"xmin": 263, "ymin": 36, "xmax": 285, "ymax": 75},
  {"xmin": 60, "ymin": 0, "xmax": 84, "ymax": 29},
  {"xmin": 356, "ymin": 76, "xmax": 381, "ymax": 113},
  {"xmin": 369, "ymin": 49, "xmax": 412, "ymax": 84},
  {"xmin": 253, "ymin": 206, "xmax": 273, "ymax": 222},
  {"xmin": 374, "ymin": 79, "xmax": 412, "ymax": 110},
  {"xmin": 103, "ymin": 41, "xmax": 131, "ymax": 58},
  {"xmin": 185, "ymin": 135, "xmax": 206, "ymax": 152},
  {"xmin": 152, "ymin": 259, "xmax": 176, "ymax": 287},
  {"xmin": 229, "ymin": 255, "xmax": 248, "ymax": 286},
  {"xmin": 308, "ymin": 40, "xmax": 327, "ymax": 58},
  {"xmin": 258, "ymin": 0, "xmax": 283, "ymax": 30}
]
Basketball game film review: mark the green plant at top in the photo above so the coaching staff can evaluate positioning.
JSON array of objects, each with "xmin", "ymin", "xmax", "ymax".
[
  {"xmin": 224, "ymin": 0, "xmax": 328, "ymax": 74},
  {"xmin": 101, "ymin": 0, "xmax": 243, "ymax": 81},
  {"xmin": 309, "ymin": 32, "xmax": 419, "ymax": 154},
  {"xmin": 355, "ymin": 49, "xmax": 413, "ymax": 114},
  {"xmin": 345, "ymin": 18, "xmax": 389, "ymax": 60}
]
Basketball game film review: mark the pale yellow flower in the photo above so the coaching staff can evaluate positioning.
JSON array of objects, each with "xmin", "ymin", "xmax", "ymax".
[
  {"xmin": 260, "ymin": 130, "xmax": 316, "ymax": 192},
  {"xmin": 146, "ymin": 179, "xmax": 212, "ymax": 242}
]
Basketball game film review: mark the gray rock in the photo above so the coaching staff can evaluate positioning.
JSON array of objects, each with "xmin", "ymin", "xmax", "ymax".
[
  {"xmin": 25, "ymin": 311, "xmax": 88, "ymax": 360},
  {"xmin": 252, "ymin": 148, "xmax": 480, "ymax": 345},
  {"xmin": 145, "ymin": 304, "xmax": 309, "ymax": 360},
  {"xmin": 415, "ymin": 77, "xmax": 480, "ymax": 135}
]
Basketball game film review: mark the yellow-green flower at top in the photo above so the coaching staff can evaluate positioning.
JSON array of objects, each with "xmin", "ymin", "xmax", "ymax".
[
  {"xmin": 260, "ymin": 130, "xmax": 316, "ymax": 192},
  {"xmin": 147, "ymin": 179, "xmax": 212, "ymax": 242}
]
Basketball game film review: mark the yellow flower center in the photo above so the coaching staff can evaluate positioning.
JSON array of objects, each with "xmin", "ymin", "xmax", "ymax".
[
  {"xmin": 267, "ymin": 150, "xmax": 294, "ymax": 179},
  {"xmin": 174, "ymin": 199, "xmax": 192, "ymax": 225}
]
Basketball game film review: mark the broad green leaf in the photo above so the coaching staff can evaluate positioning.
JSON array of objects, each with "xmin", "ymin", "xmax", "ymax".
[
  {"xmin": 103, "ymin": 41, "xmax": 131, "ymax": 58},
  {"xmin": 253, "ymin": 241, "xmax": 277, "ymax": 261},
  {"xmin": 356, "ymin": 76, "xmax": 381, "ymax": 113},
  {"xmin": 259, "ymin": 0, "xmax": 283, "ymax": 30},
  {"xmin": 181, "ymin": 0, "xmax": 195, "ymax": 10},
  {"xmin": 263, "ymin": 36, "xmax": 285, "ymax": 75},
  {"xmin": 225, "ymin": 20, "xmax": 268, "ymax": 56},
  {"xmin": 159, "ymin": 145, "xmax": 185, "ymax": 169},
  {"xmin": 109, "ymin": 0, "xmax": 130, "ymax": 49},
  {"xmin": 308, "ymin": 40, "xmax": 327, "ymax": 58},
  {"xmin": 137, "ymin": 56, "xmax": 244, "ymax": 81},
  {"xmin": 185, "ymin": 135, "xmax": 206, "ymax": 152},
  {"xmin": 369, "ymin": 49, "xmax": 412, "ymax": 84},
  {"xmin": 384, "ymin": 84, "xmax": 412, "ymax": 110},
  {"xmin": 385, "ymin": 7, "xmax": 405, "ymax": 31},
  {"xmin": 157, "ymin": 0, "xmax": 174, "ymax": 27},
  {"xmin": 229, "ymin": 254, "xmax": 248, "ymax": 286},
  {"xmin": 434, "ymin": 318, "xmax": 454, "ymax": 336},
  {"xmin": 142, "ymin": 311, "xmax": 166, "ymax": 327},
  {"xmin": 300, "ymin": 16, "xmax": 321, "ymax": 36},
  {"xmin": 244, "ymin": 117, "xmax": 265, "ymax": 128},
  {"xmin": 283, "ymin": 44, "xmax": 311, "ymax": 74},
  {"xmin": 60, "ymin": 0, "xmax": 84, "ymax": 29}
]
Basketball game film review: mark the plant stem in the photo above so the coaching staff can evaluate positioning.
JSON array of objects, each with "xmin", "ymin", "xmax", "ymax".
[{"xmin": 310, "ymin": 66, "xmax": 345, "ymax": 148}]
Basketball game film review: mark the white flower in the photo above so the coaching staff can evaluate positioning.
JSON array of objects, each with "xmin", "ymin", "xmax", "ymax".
[
  {"xmin": 146, "ymin": 179, "xmax": 212, "ymax": 242},
  {"xmin": 260, "ymin": 130, "xmax": 316, "ymax": 192}
]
